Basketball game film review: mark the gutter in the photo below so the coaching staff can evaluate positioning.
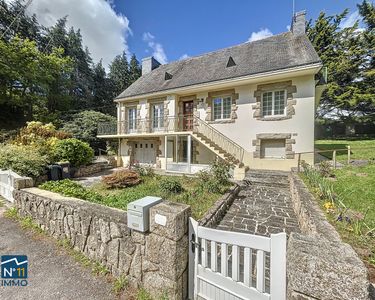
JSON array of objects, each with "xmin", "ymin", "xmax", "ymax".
[{"xmin": 115, "ymin": 62, "xmax": 323, "ymax": 102}]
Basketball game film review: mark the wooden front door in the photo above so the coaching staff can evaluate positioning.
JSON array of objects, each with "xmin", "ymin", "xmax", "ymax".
[{"xmin": 183, "ymin": 101, "xmax": 194, "ymax": 131}]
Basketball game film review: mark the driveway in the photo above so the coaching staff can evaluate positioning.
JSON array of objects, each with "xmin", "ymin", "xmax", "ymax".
[{"xmin": 0, "ymin": 202, "xmax": 115, "ymax": 300}]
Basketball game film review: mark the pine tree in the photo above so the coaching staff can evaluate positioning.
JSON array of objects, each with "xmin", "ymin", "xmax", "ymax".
[
  {"xmin": 109, "ymin": 51, "xmax": 130, "ymax": 96},
  {"xmin": 129, "ymin": 54, "xmax": 142, "ymax": 84}
]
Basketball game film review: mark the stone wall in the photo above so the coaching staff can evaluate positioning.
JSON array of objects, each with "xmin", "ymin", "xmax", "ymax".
[
  {"xmin": 14, "ymin": 188, "xmax": 190, "ymax": 299},
  {"xmin": 288, "ymin": 172, "xmax": 371, "ymax": 300},
  {"xmin": 199, "ymin": 184, "xmax": 241, "ymax": 227},
  {"xmin": 71, "ymin": 161, "xmax": 110, "ymax": 178}
]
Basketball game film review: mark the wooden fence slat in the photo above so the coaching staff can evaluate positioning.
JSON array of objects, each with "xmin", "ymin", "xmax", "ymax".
[
  {"xmin": 232, "ymin": 245, "xmax": 239, "ymax": 281},
  {"xmin": 211, "ymin": 240, "xmax": 217, "ymax": 272},
  {"xmin": 270, "ymin": 233, "xmax": 286, "ymax": 300},
  {"xmin": 201, "ymin": 238, "xmax": 208, "ymax": 268},
  {"xmin": 256, "ymin": 250, "xmax": 265, "ymax": 292},
  {"xmin": 244, "ymin": 247, "xmax": 251, "ymax": 286},
  {"xmin": 221, "ymin": 243, "xmax": 228, "ymax": 277}
]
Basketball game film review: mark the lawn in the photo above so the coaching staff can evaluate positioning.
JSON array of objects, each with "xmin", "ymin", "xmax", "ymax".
[
  {"xmin": 90, "ymin": 175, "xmax": 228, "ymax": 219},
  {"xmin": 40, "ymin": 175, "xmax": 229, "ymax": 220},
  {"xmin": 315, "ymin": 139, "xmax": 375, "ymax": 162}
]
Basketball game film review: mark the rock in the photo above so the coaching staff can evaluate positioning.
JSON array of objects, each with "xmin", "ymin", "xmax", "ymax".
[
  {"xmin": 287, "ymin": 233, "xmax": 370, "ymax": 300},
  {"xmin": 110, "ymin": 222, "xmax": 122, "ymax": 239}
]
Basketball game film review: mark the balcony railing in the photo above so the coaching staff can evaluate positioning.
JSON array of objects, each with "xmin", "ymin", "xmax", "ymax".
[{"xmin": 98, "ymin": 116, "xmax": 194, "ymax": 136}]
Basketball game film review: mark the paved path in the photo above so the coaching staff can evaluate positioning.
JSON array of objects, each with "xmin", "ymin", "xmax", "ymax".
[
  {"xmin": 0, "ymin": 204, "xmax": 115, "ymax": 300},
  {"xmin": 216, "ymin": 170, "xmax": 300, "ymax": 236}
]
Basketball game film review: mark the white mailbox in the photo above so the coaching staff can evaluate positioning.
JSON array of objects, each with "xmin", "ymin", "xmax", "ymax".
[{"xmin": 127, "ymin": 196, "xmax": 162, "ymax": 232}]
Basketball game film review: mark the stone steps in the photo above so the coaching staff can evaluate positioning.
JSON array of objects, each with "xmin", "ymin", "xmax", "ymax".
[{"xmin": 244, "ymin": 169, "xmax": 290, "ymax": 188}]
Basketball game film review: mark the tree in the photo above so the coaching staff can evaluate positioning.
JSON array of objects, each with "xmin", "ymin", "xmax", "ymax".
[
  {"xmin": 307, "ymin": 6, "xmax": 373, "ymax": 126},
  {"xmin": 62, "ymin": 110, "xmax": 116, "ymax": 151},
  {"xmin": 109, "ymin": 51, "xmax": 130, "ymax": 96},
  {"xmin": 129, "ymin": 54, "xmax": 142, "ymax": 84}
]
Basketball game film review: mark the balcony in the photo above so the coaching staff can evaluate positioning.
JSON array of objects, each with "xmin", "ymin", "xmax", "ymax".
[{"xmin": 97, "ymin": 116, "xmax": 194, "ymax": 136}]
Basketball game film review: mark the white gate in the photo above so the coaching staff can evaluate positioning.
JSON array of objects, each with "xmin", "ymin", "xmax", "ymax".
[
  {"xmin": 0, "ymin": 169, "xmax": 22, "ymax": 202},
  {"xmin": 189, "ymin": 218, "xmax": 286, "ymax": 300}
]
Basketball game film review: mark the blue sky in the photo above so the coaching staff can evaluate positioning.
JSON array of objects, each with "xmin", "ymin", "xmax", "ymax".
[
  {"xmin": 117, "ymin": 0, "xmax": 360, "ymax": 64},
  {"xmin": 25, "ymin": 0, "xmax": 361, "ymax": 69}
]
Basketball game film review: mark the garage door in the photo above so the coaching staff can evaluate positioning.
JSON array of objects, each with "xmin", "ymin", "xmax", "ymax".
[
  {"xmin": 134, "ymin": 142, "xmax": 156, "ymax": 164},
  {"xmin": 260, "ymin": 139, "xmax": 286, "ymax": 158}
]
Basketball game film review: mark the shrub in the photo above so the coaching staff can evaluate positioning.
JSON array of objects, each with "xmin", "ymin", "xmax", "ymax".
[
  {"xmin": 102, "ymin": 170, "xmax": 141, "ymax": 188},
  {"xmin": 62, "ymin": 110, "xmax": 117, "ymax": 151},
  {"xmin": 160, "ymin": 177, "xmax": 183, "ymax": 194},
  {"xmin": 0, "ymin": 144, "xmax": 48, "ymax": 177},
  {"xmin": 210, "ymin": 159, "xmax": 231, "ymax": 184},
  {"xmin": 39, "ymin": 179, "xmax": 103, "ymax": 203},
  {"xmin": 318, "ymin": 161, "xmax": 334, "ymax": 178},
  {"xmin": 53, "ymin": 138, "xmax": 94, "ymax": 167}
]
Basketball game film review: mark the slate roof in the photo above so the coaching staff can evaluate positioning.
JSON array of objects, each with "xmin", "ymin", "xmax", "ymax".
[{"xmin": 117, "ymin": 32, "xmax": 321, "ymax": 99}]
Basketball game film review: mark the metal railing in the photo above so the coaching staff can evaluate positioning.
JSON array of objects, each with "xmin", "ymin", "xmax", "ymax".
[
  {"xmin": 98, "ymin": 116, "xmax": 194, "ymax": 136},
  {"xmin": 192, "ymin": 116, "xmax": 245, "ymax": 164}
]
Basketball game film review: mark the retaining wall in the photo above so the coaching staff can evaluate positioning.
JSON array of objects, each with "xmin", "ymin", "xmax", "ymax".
[{"xmin": 288, "ymin": 171, "xmax": 371, "ymax": 300}]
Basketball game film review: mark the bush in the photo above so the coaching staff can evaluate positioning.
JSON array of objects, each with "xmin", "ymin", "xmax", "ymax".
[
  {"xmin": 210, "ymin": 159, "xmax": 231, "ymax": 184},
  {"xmin": 39, "ymin": 179, "xmax": 103, "ymax": 203},
  {"xmin": 102, "ymin": 170, "xmax": 141, "ymax": 188},
  {"xmin": 53, "ymin": 138, "xmax": 94, "ymax": 167},
  {"xmin": 63, "ymin": 110, "xmax": 117, "ymax": 152},
  {"xmin": 0, "ymin": 144, "xmax": 48, "ymax": 177},
  {"xmin": 160, "ymin": 177, "xmax": 183, "ymax": 194}
]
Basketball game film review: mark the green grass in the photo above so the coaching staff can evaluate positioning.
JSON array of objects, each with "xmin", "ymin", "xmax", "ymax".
[
  {"xmin": 332, "ymin": 164, "xmax": 375, "ymax": 228},
  {"xmin": 90, "ymin": 175, "xmax": 228, "ymax": 219},
  {"xmin": 315, "ymin": 139, "xmax": 375, "ymax": 161}
]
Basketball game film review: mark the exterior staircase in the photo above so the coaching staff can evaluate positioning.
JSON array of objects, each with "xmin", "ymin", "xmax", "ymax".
[
  {"xmin": 244, "ymin": 169, "xmax": 290, "ymax": 188},
  {"xmin": 191, "ymin": 116, "xmax": 247, "ymax": 173}
]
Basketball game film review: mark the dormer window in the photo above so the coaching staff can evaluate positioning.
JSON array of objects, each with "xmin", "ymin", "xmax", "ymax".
[
  {"xmin": 165, "ymin": 72, "xmax": 173, "ymax": 80},
  {"xmin": 262, "ymin": 90, "xmax": 286, "ymax": 117},
  {"xmin": 226, "ymin": 56, "xmax": 236, "ymax": 67}
]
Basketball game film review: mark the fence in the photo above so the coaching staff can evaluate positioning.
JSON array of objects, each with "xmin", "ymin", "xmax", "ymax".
[
  {"xmin": 296, "ymin": 146, "xmax": 375, "ymax": 171},
  {"xmin": 0, "ymin": 169, "xmax": 33, "ymax": 202}
]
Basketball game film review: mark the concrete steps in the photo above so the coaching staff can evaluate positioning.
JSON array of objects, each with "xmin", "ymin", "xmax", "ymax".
[{"xmin": 244, "ymin": 169, "xmax": 290, "ymax": 188}]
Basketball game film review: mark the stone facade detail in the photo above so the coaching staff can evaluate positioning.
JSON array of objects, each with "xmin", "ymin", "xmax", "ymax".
[
  {"xmin": 205, "ymin": 89, "xmax": 239, "ymax": 123},
  {"xmin": 252, "ymin": 133, "xmax": 296, "ymax": 159},
  {"xmin": 252, "ymin": 80, "xmax": 297, "ymax": 121},
  {"xmin": 14, "ymin": 188, "xmax": 191, "ymax": 299},
  {"xmin": 163, "ymin": 99, "xmax": 170, "ymax": 128}
]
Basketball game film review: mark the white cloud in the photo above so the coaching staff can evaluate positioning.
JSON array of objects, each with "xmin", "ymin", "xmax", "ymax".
[
  {"xmin": 179, "ymin": 54, "xmax": 189, "ymax": 60},
  {"xmin": 286, "ymin": 25, "xmax": 291, "ymax": 31},
  {"xmin": 23, "ymin": 0, "xmax": 131, "ymax": 70},
  {"xmin": 142, "ymin": 32, "xmax": 168, "ymax": 64},
  {"xmin": 248, "ymin": 28, "xmax": 273, "ymax": 42},
  {"xmin": 340, "ymin": 11, "xmax": 360, "ymax": 28}
]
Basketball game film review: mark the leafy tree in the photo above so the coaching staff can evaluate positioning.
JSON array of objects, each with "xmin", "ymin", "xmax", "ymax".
[{"xmin": 62, "ymin": 110, "xmax": 116, "ymax": 151}]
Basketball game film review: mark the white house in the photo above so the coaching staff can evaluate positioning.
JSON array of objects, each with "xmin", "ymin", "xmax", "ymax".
[{"xmin": 98, "ymin": 11, "xmax": 323, "ymax": 179}]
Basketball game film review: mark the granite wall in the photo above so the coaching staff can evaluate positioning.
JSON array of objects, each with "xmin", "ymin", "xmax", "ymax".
[{"xmin": 14, "ymin": 188, "xmax": 190, "ymax": 299}]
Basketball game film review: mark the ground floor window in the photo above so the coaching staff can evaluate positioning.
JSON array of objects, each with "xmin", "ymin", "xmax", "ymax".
[{"xmin": 260, "ymin": 139, "xmax": 286, "ymax": 159}]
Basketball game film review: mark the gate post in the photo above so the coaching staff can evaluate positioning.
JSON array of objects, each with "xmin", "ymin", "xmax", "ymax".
[{"xmin": 270, "ymin": 232, "xmax": 287, "ymax": 300}]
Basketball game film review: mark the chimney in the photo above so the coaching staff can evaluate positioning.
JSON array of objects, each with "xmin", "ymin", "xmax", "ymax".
[
  {"xmin": 142, "ymin": 56, "xmax": 161, "ymax": 75},
  {"xmin": 291, "ymin": 10, "xmax": 306, "ymax": 35}
]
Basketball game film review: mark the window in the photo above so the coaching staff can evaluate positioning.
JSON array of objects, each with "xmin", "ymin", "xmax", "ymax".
[
  {"xmin": 260, "ymin": 139, "xmax": 286, "ymax": 159},
  {"xmin": 213, "ymin": 96, "xmax": 232, "ymax": 120},
  {"xmin": 152, "ymin": 103, "xmax": 164, "ymax": 129},
  {"xmin": 128, "ymin": 107, "xmax": 137, "ymax": 131},
  {"xmin": 262, "ymin": 90, "xmax": 286, "ymax": 117}
]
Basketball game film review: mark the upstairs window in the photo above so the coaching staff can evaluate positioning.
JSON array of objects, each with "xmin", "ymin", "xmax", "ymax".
[
  {"xmin": 213, "ymin": 96, "xmax": 232, "ymax": 120},
  {"xmin": 262, "ymin": 90, "xmax": 286, "ymax": 117}
]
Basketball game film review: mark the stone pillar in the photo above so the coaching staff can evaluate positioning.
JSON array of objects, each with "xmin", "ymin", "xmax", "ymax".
[{"xmin": 143, "ymin": 201, "xmax": 191, "ymax": 300}]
